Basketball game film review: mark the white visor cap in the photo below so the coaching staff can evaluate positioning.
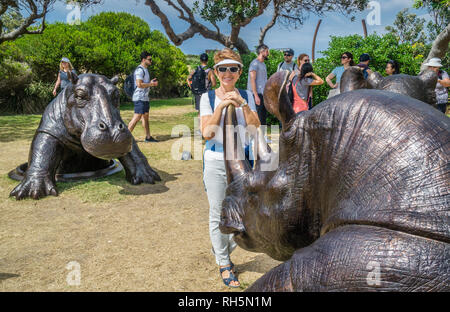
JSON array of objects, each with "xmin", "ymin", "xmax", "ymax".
[{"xmin": 214, "ymin": 59, "xmax": 244, "ymax": 68}]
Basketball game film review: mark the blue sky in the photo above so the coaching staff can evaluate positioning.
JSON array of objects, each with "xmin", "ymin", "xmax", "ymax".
[{"xmin": 47, "ymin": 0, "xmax": 430, "ymax": 58}]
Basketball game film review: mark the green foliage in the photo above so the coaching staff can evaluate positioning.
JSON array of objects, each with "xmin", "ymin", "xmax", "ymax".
[
  {"xmin": 310, "ymin": 33, "xmax": 448, "ymax": 105},
  {"xmin": 0, "ymin": 80, "xmax": 53, "ymax": 114},
  {"xmin": 413, "ymin": 0, "xmax": 450, "ymax": 41},
  {"xmin": 10, "ymin": 12, "xmax": 189, "ymax": 98},
  {"xmin": 1, "ymin": 7, "xmax": 25, "ymax": 34},
  {"xmin": 193, "ymin": 0, "xmax": 259, "ymax": 26},
  {"xmin": 385, "ymin": 9, "xmax": 427, "ymax": 44},
  {"xmin": 0, "ymin": 59, "xmax": 32, "ymax": 96}
]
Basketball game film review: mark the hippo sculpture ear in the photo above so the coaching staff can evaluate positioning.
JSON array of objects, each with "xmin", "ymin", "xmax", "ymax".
[
  {"xmin": 263, "ymin": 71, "xmax": 295, "ymax": 130},
  {"xmin": 110, "ymin": 76, "xmax": 120, "ymax": 85},
  {"xmin": 340, "ymin": 66, "xmax": 374, "ymax": 93}
]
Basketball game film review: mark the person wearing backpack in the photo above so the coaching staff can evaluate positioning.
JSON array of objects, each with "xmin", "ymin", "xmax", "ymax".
[
  {"xmin": 277, "ymin": 48, "xmax": 298, "ymax": 73},
  {"xmin": 187, "ymin": 53, "xmax": 216, "ymax": 111},
  {"xmin": 200, "ymin": 48, "xmax": 259, "ymax": 288},
  {"xmin": 127, "ymin": 51, "xmax": 159, "ymax": 142}
]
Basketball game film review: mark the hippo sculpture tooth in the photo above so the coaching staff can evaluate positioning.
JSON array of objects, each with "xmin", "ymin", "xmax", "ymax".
[
  {"xmin": 220, "ymin": 71, "xmax": 449, "ymax": 292},
  {"xmin": 10, "ymin": 73, "xmax": 161, "ymax": 200}
]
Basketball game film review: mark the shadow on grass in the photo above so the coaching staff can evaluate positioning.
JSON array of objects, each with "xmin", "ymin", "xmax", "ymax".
[
  {"xmin": 120, "ymin": 97, "xmax": 193, "ymax": 112},
  {"xmin": 235, "ymin": 254, "xmax": 280, "ymax": 275},
  {"xmin": 0, "ymin": 115, "xmax": 41, "ymax": 143},
  {"xmin": 0, "ymin": 273, "xmax": 20, "ymax": 281},
  {"xmin": 55, "ymin": 167, "xmax": 180, "ymax": 197},
  {"xmin": 134, "ymin": 134, "xmax": 175, "ymax": 143}
]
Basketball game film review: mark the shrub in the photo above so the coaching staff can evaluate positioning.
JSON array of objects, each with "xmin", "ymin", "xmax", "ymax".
[{"xmin": 11, "ymin": 12, "xmax": 189, "ymax": 99}]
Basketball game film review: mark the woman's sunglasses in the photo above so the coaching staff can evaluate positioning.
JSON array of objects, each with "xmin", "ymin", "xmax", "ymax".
[
  {"xmin": 341, "ymin": 56, "xmax": 349, "ymax": 59},
  {"xmin": 217, "ymin": 66, "xmax": 240, "ymax": 73}
]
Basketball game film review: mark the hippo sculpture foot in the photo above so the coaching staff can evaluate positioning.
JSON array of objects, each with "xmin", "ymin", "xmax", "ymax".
[{"xmin": 9, "ymin": 73, "xmax": 161, "ymax": 201}]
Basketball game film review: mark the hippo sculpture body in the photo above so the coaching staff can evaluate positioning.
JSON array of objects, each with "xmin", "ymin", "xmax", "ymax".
[
  {"xmin": 10, "ymin": 74, "xmax": 161, "ymax": 200},
  {"xmin": 220, "ymin": 71, "xmax": 449, "ymax": 291},
  {"xmin": 340, "ymin": 66, "xmax": 438, "ymax": 106}
]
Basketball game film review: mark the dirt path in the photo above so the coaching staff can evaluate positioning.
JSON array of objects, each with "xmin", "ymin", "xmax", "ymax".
[{"xmin": 0, "ymin": 104, "xmax": 280, "ymax": 291}]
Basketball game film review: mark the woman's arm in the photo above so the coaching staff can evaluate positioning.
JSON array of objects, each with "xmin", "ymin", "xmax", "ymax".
[
  {"xmin": 325, "ymin": 72, "xmax": 337, "ymax": 88},
  {"xmin": 308, "ymin": 73, "xmax": 324, "ymax": 86},
  {"xmin": 209, "ymin": 70, "xmax": 217, "ymax": 88},
  {"xmin": 201, "ymin": 99, "xmax": 236, "ymax": 140},
  {"xmin": 53, "ymin": 73, "xmax": 61, "ymax": 96},
  {"xmin": 438, "ymin": 77, "xmax": 450, "ymax": 88},
  {"xmin": 222, "ymin": 91, "xmax": 260, "ymax": 128}
]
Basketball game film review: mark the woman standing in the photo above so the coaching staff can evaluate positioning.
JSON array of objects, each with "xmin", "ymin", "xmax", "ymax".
[
  {"xmin": 325, "ymin": 52, "xmax": 354, "ymax": 99},
  {"xmin": 290, "ymin": 63, "xmax": 323, "ymax": 113},
  {"xmin": 200, "ymin": 48, "xmax": 260, "ymax": 288},
  {"xmin": 53, "ymin": 57, "xmax": 77, "ymax": 96},
  {"xmin": 385, "ymin": 60, "xmax": 400, "ymax": 75},
  {"xmin": 423, "ymin": 57, "xmax": 450, "ymax": 114}
]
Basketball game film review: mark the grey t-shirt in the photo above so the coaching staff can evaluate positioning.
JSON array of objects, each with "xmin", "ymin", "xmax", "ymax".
[
  {"xmin": 277, "ymin": 61, "xmax": 298, "ymax": 73},
  {"xmin": 247, "ymin": 58, "xmax": 267, "ymax": 95},
  {"xmin": 292, "ymin": 75, "xmax": 313, "ymax": 100},
  {"xmin": 132, "ymin": 65, "xmax": 150, "ymax": 102}
]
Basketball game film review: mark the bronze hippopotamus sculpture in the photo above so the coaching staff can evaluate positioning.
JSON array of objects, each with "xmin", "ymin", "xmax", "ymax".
[
  {"xmin": 340, "ymin": 66, "xmax": 438, "ymax": 106},
  {"xmin": 10, "ymin": 73, "xmax": 161, "ymax": 200},
  {"xmin": 220, "ymin": 71, "xmax": 449, "ymax": 291}
]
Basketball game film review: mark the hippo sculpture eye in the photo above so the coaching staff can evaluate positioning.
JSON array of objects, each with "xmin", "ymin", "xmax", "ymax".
[{"xmin": 220, "ymin": 70, "xmax": 450, "ymax": 292}]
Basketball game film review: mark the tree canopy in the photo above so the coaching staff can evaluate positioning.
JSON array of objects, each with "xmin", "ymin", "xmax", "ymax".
[
  {"xmin": 145, "ymin": 0, "xmax": 369, "ymax": 54},
  {"xmin": 5, "ymin": 11, "xmax": 189, "ymax": 97},
  {"xmin": 0, "ymin": 0, "xmax": 102, "ymax": 44}
]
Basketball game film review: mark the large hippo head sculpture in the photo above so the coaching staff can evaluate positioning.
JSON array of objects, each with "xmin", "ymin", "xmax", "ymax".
[
  {"xmin": 220, "ymin": 71, "xmax": 449, "ymax": 291},
  {"xmin": 63, "ymin": 74, "xmax": 133, "ymax": 159},
  {"xmin": 10, "ymin": 73, "xmax": 160, "ymax": 200},
  {"xmin": 340, "ymin": 66, "xmax": 438, "ymax": 106}
]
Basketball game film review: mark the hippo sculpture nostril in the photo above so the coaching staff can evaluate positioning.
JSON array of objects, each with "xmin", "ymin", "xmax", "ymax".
[{"xmin": 9, "ymin": 73, "xmax": 161, "ymax": 200}]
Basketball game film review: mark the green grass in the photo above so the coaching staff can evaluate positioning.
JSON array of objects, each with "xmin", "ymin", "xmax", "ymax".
[
  {"xmin": 0, "ymin": 114, "xmax": 42, "ymax": 142},
  {"xmin": 0, "ymin": 97, "xmax": 195, "ymax": 143}
]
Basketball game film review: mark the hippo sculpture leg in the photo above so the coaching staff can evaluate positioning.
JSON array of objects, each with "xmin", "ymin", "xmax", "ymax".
[
  {"xmin": 10, "ymin": 74, "xmax": 160, "ymax": 200},
  {"xmin": 220, "ymin": 71, "xmax": 449, "ymax": 292}
]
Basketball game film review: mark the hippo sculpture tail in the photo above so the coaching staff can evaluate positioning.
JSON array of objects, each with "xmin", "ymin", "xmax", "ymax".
[
  {"xmin": 10, "ymin": 74, "xmax": 161, "ymax": 200},
  {"xmin": 220, "ymin": 71, "xmax": 449, "ymax": 291}
]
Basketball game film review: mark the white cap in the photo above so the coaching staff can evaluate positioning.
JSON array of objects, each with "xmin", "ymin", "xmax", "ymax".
[
  {"xmin": 214, "ymin": 59, "xmax": 243, "ymax": 68},
  {"xmin": 423, "ymin": 57, "xmax": 443, "ymax": 67},
  {"xmin": 61, "ymin": 57, "xmax": 71, "ymax": 63}
]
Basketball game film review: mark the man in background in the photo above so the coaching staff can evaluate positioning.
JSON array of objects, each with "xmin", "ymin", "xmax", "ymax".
[
  {"xmin": 248, "ymin": 44, "xmax": 269, "ymax": 125},
  {"xmin": 277, "ymin": 48, "xmax": 298, "ymax": 73},
  {"xmin": 128, "ymin": 51, "xmax": 159, "ymax": 142},
  {"xmin": 357, "ymin": 53, "xmax": 372, "ymax": 79},
  {"xmin": 187, "ymin": 53, "xmax": 216, "ymax": 112}
]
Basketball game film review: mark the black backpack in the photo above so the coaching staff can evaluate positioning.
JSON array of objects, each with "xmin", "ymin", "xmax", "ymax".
[
  {"xmin": 123, "ymin": 66, "xmax": 145, "ymax": 99},
  {"xmin": 191, "ymin": 65, "xmax": 207, "ymax": 95}
]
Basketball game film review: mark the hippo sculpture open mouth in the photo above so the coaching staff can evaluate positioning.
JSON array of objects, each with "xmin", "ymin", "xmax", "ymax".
[
  {"xmin": 220, "ymin": 71, "xmax": 449, "ymax": 291},
  {"xmin": 10, "ymin": 73, "xmax": 161, "ymax": 200}
]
